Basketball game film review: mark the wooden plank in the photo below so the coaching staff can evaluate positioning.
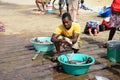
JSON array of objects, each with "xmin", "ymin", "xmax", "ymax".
[{"xmin": 0, "ymin": 34, "xmax": 120, "ymax": 80}]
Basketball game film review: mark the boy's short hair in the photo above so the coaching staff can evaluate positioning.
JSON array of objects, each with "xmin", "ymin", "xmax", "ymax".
[{"xmin": 62, "ymin": 13, "xmax": 72, "ymax": 21}]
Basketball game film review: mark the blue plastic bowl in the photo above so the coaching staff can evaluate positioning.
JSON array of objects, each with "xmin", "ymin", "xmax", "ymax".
[
  {"xmin": 58, "ymin": 53, "xmax": 95, "ymax": 75},
  {"xmin": 30, "ymin": 37, "xmax": 54, "ymax": 52},
  {"xmin": 98, "ymin": 7, "xmax": 111, "ymax": 17}
]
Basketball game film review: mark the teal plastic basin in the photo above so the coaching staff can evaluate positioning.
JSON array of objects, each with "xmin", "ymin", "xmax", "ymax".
[
  {"xmin": 30, "ymin": 37, "xmax": 54, "ymax": 52},
  {"xmin": 58, "ymin": 53, "xmax": 95, "ymax": 75}
]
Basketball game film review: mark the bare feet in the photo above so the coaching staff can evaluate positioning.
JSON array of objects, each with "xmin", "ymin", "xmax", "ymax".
[
  {"xmin": 94, "ymin": 34, "xmax": 98, "ymax": 36},
  {"xmin": 90, "ymin": 33, "xmax": 93, "ymax": 36},
  {"xmin": 59, "ymin": 14, "xmax": 62, "ymax": 17},
  {"xmin": 99, "ymin": 43, "xmax": 107, "ymax": 48}
]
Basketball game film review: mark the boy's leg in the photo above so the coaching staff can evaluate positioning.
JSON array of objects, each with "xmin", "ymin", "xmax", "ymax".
[
  {"xmin": 72, "ymin": 41, "xmax": 81, "ymax": 53},
  {"xmin": 54, "ymin": 43, "xmax": 61, "ymax": 55}
]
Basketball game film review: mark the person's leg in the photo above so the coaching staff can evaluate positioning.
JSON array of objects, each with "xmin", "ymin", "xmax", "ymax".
[
  {"xmin": 59, "ymin": 0, "xmax": 63, "ymax": 16},
  {"xmin": 54, "ymin": 43, "xmax": 61, "ymax": 55},
  {"xmin": 88, "ymin": 28, "xmax": 93, "ymax": 36},
  {"xmin": 70, "ymin": 8, "xmax": 77, "ymax": 22},
  {"xmin": 59, "ymin": 4, "xmax": 62, "ymax": 16},
  {"xmin": 72, "ymin": 41, "xmax": 80, "ymax": 53},
  {"xmin": 35, "ymin": 0, "xmax": 42, "ymax": 11},
  {"xmin": 66, "ymin": 0, "xmax": 69, "ymax": 13},
  {"xmin": 108, "ymin": 27, "xmax": 116, "ymax": 40},
  {"xmin": 77, "ymin": 1, "xmax": 80, "ymax": 15},
  {"xmin": 69, "ymin": 0, "xmax": 78, "ymax": 22},
  {"xmin": 41, "ymin": 0, "xmax": 45, "ymax": 11},
  {"xmin": 94, "ymin": 29, "xmax": 98, "ymax": 36},
  {"xmin": 100, "ymin": 28, "xmax": 116, "ymax": 48},
  {"xmin": 52, "ymin": 0, "xmax": 56, "ymax": 9}
]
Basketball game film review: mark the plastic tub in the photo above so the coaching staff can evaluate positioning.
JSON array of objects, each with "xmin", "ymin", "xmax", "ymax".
[
  {"xmin": 30, "ymin": 37, "xmax": 54, "ymax": 52},
  {"xmin": 107, "ymin": 40, "xmax": 120, "ymax": 62},
  {"xmin": 58, "ymin": 53, "xmax": 95, "ymax": 75},
  {"xmin": 46, "ymin": 3, "xmax": 53, "ymax": 13},
  {"xmin": 98, "ymin": 7, "xmax": 111, "ymax": 17}
]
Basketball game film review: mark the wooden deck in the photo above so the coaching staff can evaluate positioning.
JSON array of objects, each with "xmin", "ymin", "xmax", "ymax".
[{"xmin": 0, "ymin": 34, "xmax": 120, "ymax": 80}]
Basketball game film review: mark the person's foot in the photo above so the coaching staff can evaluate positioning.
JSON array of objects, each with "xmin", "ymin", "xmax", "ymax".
[
  {"xmin": 99, "ymin": 43, "xmax": 107, "ymax": 48},
  {"xmin": 41, "ymin": 11, "xmax": 45, "ymax": 14},
  {"xmin": 94, "ymin": 34, "xmax": 98, "ymax": 36},
  {"xmin": 51, "ymin": 54, "xmax": 59, "ymax": 62},
  {"xmin": 37, "ymin": 9, "xmax": 42, "ymax": 11},
  {"xmin": 59, "ymin": 14, "xmax": 62, "ymax": 17},
  {"xmin": 89, "ymin": 33, "xmax": 93, "ymax": 36}
]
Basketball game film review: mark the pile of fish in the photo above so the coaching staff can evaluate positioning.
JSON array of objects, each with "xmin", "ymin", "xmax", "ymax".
[
  {"xmin": 60, "ymin": 57, "xmax": 92, "ymax": 65},
  {"xmin": 34, "ymin": 38, "xmax": 52, "ymax": 44}
]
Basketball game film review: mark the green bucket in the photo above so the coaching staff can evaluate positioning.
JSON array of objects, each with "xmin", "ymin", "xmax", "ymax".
[
  {"xmin": 30, "ymin": 37, "xmax": 54, "ymax": 52},
  {"xmin": 107, "ymin": 40, "xmax": 120, "ymax": 62},
  {"xmin": 58, "ymin": 53, "xmax": 95, "ymax": 75}
]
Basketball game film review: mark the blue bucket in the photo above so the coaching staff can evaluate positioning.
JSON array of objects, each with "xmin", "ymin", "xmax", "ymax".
[
  {"xmin": 58, "ymin": 53, "xmax": 95, "ymax": 75},
  {"xmin": 98, "ymin": 7, "xmax": 111, "ymax": 17},
  {"xmin": 30, "ymin": 37, "xmax": 54, "ymax": 52}
]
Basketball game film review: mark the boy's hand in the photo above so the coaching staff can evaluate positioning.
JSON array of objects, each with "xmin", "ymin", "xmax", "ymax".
[{"xmin": 61, "ymin": 39, "xmax": 69, "ymax": 45}]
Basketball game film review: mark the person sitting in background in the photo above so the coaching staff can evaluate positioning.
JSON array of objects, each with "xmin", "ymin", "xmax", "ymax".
[
  {"xmin": 80, "ymin": 0, "xmax": 92, "ymax": 11},
  {"xmin": 84, "ymin": 21, "xmax": 99, "ymax": 36},
  {"xmin": 100, "ymin": 0, "xmax": 120, "ymax": 48},
  {"xmin": 51, "ymin": 13, "xmax": 82, "ymax": 56}
]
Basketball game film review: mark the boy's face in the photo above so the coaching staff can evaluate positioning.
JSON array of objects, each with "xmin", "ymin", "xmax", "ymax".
[{"xmin": 62, "ymin": 17, "xmax": 72, "ymax": 30}]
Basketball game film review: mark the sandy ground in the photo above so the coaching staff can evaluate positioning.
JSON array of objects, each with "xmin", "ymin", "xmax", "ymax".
[{"xmin": 0, "ymin": 0, "xmax": 119, "ymax": 41}]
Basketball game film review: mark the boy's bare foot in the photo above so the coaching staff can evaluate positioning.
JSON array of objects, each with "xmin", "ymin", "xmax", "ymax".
[
  {"xmin": 94, "ymin": 34, "xmax": 98, "ymax": 36},
  {"xmin": 90, "ymin": 33, "xmax": 93, "ymax": 36}
]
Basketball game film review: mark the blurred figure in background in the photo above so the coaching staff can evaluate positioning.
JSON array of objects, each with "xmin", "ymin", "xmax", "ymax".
[
  {"xmin": 35, "ymin": 0, "xmax": 50, "ymax": 12},
  {"xmin": 59, "ymin": 0, "xmax": 69, "ymax": 16},
  {"xmin": 101, "ymin": 0, "xmax": 120, "ymax": 48},
  {"xmin": 84, "ymin": 21, "xmax": 99, "ymax": 36}
]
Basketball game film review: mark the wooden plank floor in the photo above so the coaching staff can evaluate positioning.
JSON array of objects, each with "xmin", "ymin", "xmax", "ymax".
[{"xmin": 0, "ymin": 34, "xmax": 120, "ymax": 80}]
